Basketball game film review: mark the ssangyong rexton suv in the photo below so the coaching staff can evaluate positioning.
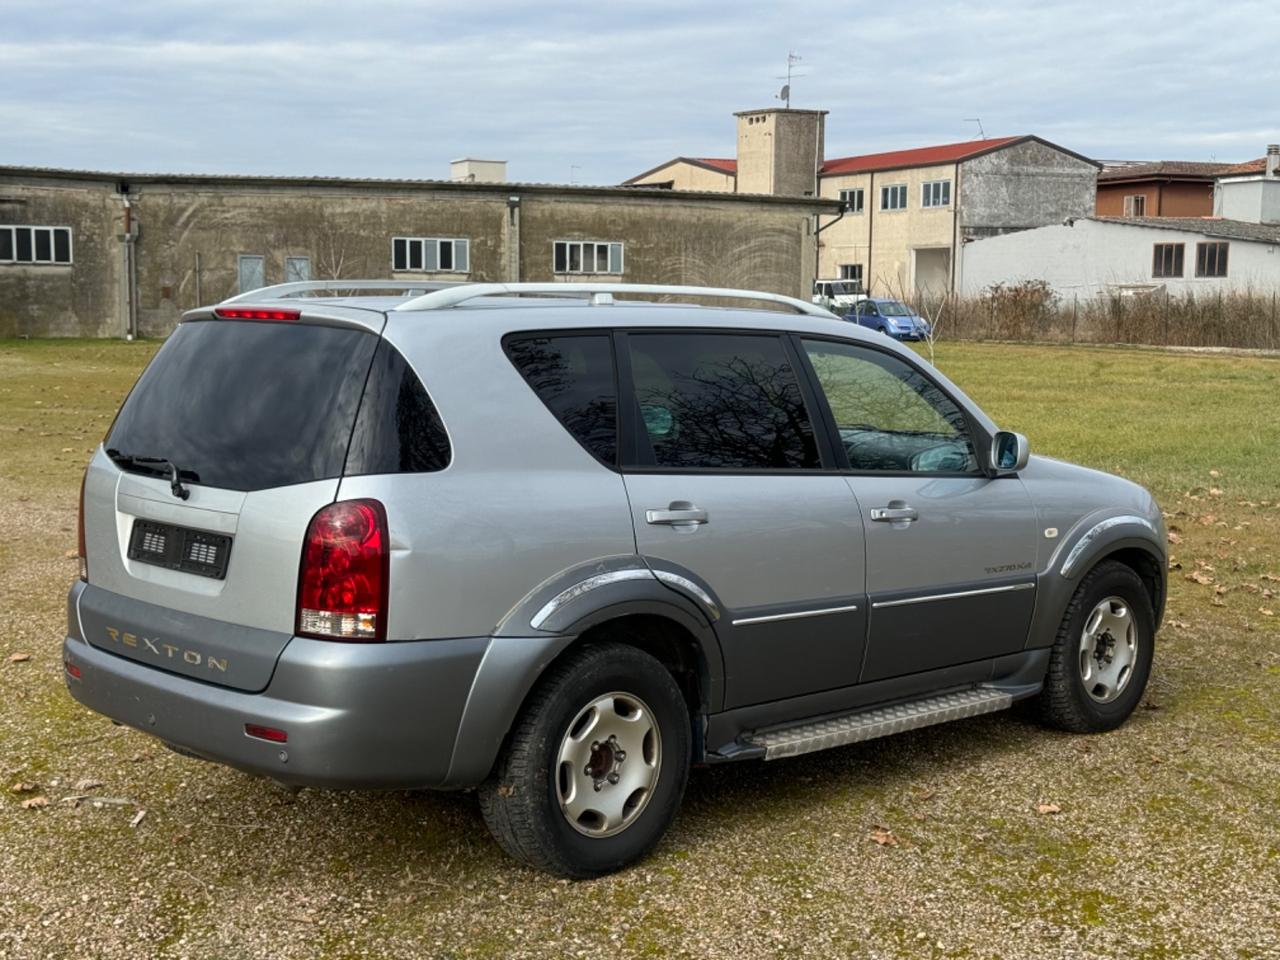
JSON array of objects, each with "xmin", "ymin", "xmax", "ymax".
[{"xmin": 65, "ymin": 281, "xmax": 1166, "ymax": 877}]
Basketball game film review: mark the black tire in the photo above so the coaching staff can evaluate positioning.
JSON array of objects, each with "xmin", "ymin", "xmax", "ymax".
[
  {"xmin": 1036, "ymin": 560, "xmax": 1156, "ymax": 733},
  {"xmin": 478, "ymin": 642, "xmax": 691, "ymax": 878}
]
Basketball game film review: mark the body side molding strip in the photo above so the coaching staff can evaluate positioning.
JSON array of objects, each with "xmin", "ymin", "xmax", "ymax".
[
  {"xmin": 732, "ymin": 603, "xmax": 860, "ymax": 627},
  {"xmin": 872, "ymin": 581, "xmax": 1035, "ymax": 610}
]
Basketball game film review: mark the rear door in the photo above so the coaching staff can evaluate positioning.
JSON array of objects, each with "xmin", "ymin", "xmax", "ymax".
[
  {"xmin": 81, "ymin": 317, "xmax": 384, "ymax": 691},
  {"xmin": 796, "ymin": 337, "xmax": 1038, "ymax": 682},
  {"xmin": 619, "ymin": 331, "xmax": 868, "ymax": 709}
]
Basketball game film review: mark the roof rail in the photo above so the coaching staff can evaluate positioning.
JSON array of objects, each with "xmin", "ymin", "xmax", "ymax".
[
  {"xmin": 220, "ymin": 280, "xmax": 464, "ymax": 303},
  {"xmin": 392, "ymin": 282, "xmax": 837, "ymax": 317}
]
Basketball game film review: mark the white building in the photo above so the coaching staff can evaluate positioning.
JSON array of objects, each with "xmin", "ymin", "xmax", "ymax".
[{"xmin": 959, "ymin": 217, "xmax": 1280, "ymax": 299}]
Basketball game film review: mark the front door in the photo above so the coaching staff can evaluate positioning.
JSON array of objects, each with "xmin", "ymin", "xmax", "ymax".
[
  {"xmin": 620, "ymin": 331, "xmax": 868, "ymax": 709},
  {"xmin": 797, "ymin": 337, "xmax": 1038, "ymax": 682}
]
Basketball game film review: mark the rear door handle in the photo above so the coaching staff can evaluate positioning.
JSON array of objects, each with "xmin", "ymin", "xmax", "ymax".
[
  {"xmin": 646, "ymin": 502, "xmax": 708, "ymax": 526},
  {"xmin": 870, "ymin": 502, "xmax": 918, "ymax": 523}
]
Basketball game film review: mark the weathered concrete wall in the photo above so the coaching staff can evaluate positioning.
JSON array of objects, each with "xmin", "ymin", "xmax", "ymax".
[
  {"xmin": 1215, "ymin": 178, "xmax": 1280, "ymax": 225},
  {"xmin": 518, "ymin": 193, "xmax": 816, "ymax": 296},
  {"xmin": 1, "ymin": 168, "xmax": 832, "ymax": 337},
  {"xmin": 0, "ymin": 174, "xmax": 122, "ymax": 337},
  {"xmin": 959, "ymin": 139, "xmax": 1097, "ymax": 237},
  {"xmin": 129, "ymin": 184, "xmax": 511, "ymax": 336}
]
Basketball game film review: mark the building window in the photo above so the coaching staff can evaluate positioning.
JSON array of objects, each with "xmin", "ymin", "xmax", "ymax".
[
  {"xmin": 839, "ymin": 264, "xmax": 864, "ymax": 284},
  {"xmin": 921, "ymin": 180, "xmax": 951, "ymax": 208},
  {"xmin": 0, "ymin": 225, "xmax": 73, "ymax": 265},
  {"xmin": 880, "ymin": 184, "xmax": 907, "ymax": 211},
  {"xmin": 392, "ymin": 237, "xmax": 470, "ymax": 273},
  {"xmin": 838, "ymin": 188, "xmax": 864, "ymax": 213},
  {"xmin": 284, "ymin": 257, "xmax": 311, "ymax": 283},
  {"xmin": 553, "ymin": 240, "xmax": 624, "ymax": 274},
  {"xmin": 1195, "ymin": 242, "xmax": 1229, "ymax": 278},
  {"xmin": 1123, "ymin": 195, "xmax": 1147, "ymax": 217},
  {"xmin": 238, "ymin": 255, "xmax": 265, "ymax": 293},
  {"xmin": 1152, "ymin": 244, "xmax": 1184, "ymax": 279}
]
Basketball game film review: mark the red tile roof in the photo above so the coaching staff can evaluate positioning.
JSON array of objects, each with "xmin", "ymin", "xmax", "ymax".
[
  {"xmin": 691, "ymin": 157, "xmax": 737, "ymax": 174},
  {"xmin": 1098, "ymin": 159, "xmax": 1263, "ymax": 182},
  {"xmin": 820, "ymin": 137, "xmax": 1022, "ymax": 176}
]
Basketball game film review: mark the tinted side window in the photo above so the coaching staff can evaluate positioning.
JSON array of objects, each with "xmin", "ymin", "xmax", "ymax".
[
  {"xmin": 626, "ymin": 333, "xmax": 820, "ymax": 470},
  {"xmin": 506, "ymin": 335, "xmax": 617, "ymax": 465},
  {"xmin": 345, "ymin": 341, "xmax": 451, "ymax": 475},
  {"xmin": 106, "ymin": 320, "xmax": 376, "ymax": 491},
  {"xmin": 802, "ymin": 339, "xmax": 978, "ymax": 473}
]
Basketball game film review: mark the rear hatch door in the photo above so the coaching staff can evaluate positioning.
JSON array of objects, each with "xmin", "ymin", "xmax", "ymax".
[{"xmin": 80, "ymin": 315, "xmax": 382, "ymax": 691}]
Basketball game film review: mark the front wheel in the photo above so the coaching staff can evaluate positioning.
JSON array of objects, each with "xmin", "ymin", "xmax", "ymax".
[
  {"xmin": 478, "ymin": 642, "xmax": 691, "ymax": 877},
  {"xmin": 1036, "ymin": 560, "xmax": 1156, "ymax": 733}
]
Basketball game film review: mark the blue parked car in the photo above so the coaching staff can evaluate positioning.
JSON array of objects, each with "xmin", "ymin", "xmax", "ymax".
[{"xmin": 850, "ymin": 298, "xmax": 931, "ymax": 341}]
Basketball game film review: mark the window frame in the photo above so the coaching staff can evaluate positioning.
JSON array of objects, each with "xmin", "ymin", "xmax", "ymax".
[
  {"xmin": 838, "ymin": 263, "xmax": 864, "ymax": 284},
  {"xmin": 391, "ymin": 236, "xmax": 471, "ymax": 274},
  {"xmin": 614, "ymin": 328, "xmax": 837, "ymax": 475},
  {"xmin": 1151, "ymin": 243, "xmax": 1184, "ymax": 279},
  {"xmin": 284, "ymin": 256, "xmax": 312, "ymax": 283},
  {"xmin": 790, "ymin": 333, "xmax": 990, "ymax": 479},
  {"xmin": 1195, "ymin": 241, "xmax": 1229, "ymax": 278},
  {"xmin": 501, "ymin": 329, "xmax": 621, "ymax": 470},
  {"xmin": 499, "ymin": 326, "xmax": 995, "ymax": 479},
  {"xmin": 880, "ymin": 184, "xmax": 908, "ymax": 211},
  {"xmin": 838, "ymin": 188, "xmax": 865, "ymax": 213},
  {"xmin": 921, "ymin": 180, "xmax": 952, "ymax": 208},
  {"xmin": 0, "ymin": 225, "xmax": 73, "ymax": 265},
  {"xmin": 552, "ymin": 240, "xmax": 624, "ymax": 275},
  {"xmin": 1123, "ymin": 194, "xmax": 1147, "ymax": 218}
]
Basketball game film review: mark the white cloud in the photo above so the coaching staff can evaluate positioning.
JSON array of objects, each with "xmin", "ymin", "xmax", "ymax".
[{"xmin": 2, "ymin": 0, "xmax": 1278, "ymax": 181}]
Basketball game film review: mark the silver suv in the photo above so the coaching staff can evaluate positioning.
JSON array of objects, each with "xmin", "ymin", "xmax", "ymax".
[{"xmin": 65, "ymin": 281, "xmax": 1166, "ymax": 877}]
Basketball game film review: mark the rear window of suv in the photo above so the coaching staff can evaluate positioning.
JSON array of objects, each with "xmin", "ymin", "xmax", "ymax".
[{"xmin": 107, "ymin": 320, "xmax": 449, "ymax": 491}]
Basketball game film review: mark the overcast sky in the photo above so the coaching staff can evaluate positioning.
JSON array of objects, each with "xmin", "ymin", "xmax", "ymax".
[{"xmin": 3, "ymin": 0, "xmax": 1278, "ymax": 184}]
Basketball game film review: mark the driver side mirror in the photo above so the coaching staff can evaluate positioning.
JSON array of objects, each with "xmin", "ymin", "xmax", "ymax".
[{"xmin": 991, "ymin": 431, "xmax": 1029, "ymax": 475}]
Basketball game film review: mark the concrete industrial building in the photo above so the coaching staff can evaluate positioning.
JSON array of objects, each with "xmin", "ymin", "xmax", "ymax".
[
  {"xmin": 0, "ymin": 165, "xmax": 835, "ymax": 338},
  {"xmin": 961, "ymin": 145, "xmax": 1280, "ymax": 299},
  {"xmin": 627, "ymin": 111, "xmax": 1099, "ymax": 299}
]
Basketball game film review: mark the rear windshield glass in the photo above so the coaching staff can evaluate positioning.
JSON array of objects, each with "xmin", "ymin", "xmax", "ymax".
[{"xmin": 106, "ymin": 320, "xmax": 377, "ymax": 491}]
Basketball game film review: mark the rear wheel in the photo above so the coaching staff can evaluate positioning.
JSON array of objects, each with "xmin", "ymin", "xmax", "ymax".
[
  {"xmin": 478, "ymin": 642, "xmax": 690, "ymax": 878},
  {"xmin": 1036, "ymin": 560, "xmax": 1155, "ymax": 733}
]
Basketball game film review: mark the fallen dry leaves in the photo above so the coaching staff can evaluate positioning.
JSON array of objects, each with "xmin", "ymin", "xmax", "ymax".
[
  {"xmin": 21, "ymin": 796, "xmax": 49, "ymax": 810},
  {"xmin": 7, "ymin": 653, "xmax": 30, "ymax": 664},
  {"xmin": 1035, "ymin": 803, "xmax": 1062, "ymax": 816},
  {"xmin": 868, "ymin": 827, "xmax": 900, "ymax": 847}
]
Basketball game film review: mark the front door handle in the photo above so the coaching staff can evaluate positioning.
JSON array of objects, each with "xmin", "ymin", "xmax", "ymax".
[
  {"xmin": 870, "ymin": 501, "xmax": 918, "ymax": 524},
  {"xmin": 646, "ymin": 502, "xmax": 709, "ymax": 526}
]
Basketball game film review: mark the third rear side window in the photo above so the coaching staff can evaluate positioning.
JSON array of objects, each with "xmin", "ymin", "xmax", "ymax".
[{"xmin": 505, "ymin": 334, "xmax": 618, "ymax": 465}]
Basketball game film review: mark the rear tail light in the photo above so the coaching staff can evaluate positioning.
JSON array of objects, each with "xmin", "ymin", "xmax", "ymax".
[
  {"xmin": 213, "ymin": 307, "xmax": 300, "ymax": 321},
  {"xmin": 244, "ymin": 723, "xmax": 287, "ymax": 743},
  {"xmin": 77, "ymin": 469, "xmax": 88, "ymax": 582},
  {"xmin": 296, "ymin": 499, "xmax": 389, "ymax": 642}
]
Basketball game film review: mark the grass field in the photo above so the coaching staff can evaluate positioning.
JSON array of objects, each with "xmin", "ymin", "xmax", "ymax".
[{"xmin": 1, "ymin": 338, "xmax": 1278, "ymax": 959}]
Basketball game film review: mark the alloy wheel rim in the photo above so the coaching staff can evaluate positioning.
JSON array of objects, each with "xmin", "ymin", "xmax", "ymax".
[
  {"xmin": 1078, "ymin": 596, "xmax": 1138, "ymax": 704},
  {"xmin": 556, "ymin": 692, "xmax": 661, "ymax": 838}
]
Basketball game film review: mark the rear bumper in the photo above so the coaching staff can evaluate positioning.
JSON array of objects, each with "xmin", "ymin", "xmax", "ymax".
[{"xmin": 63, "ymin": 581, "xmax": 564, "ymax": 789}]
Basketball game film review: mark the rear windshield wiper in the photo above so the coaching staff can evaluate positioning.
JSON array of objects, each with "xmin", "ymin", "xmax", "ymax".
[{"xmin": 105, "ymin": 448, "xmax": 195, "ymax": 501}]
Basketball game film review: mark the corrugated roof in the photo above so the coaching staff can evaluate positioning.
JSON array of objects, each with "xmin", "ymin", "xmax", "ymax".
[
  {"xmin": 819, "ymin": 137, "xmax": 1022, "ymax": 176},
  {"xmin": 0, "ymin": 163, "xmax": 835, "ymax": 207},
  {"xmin": 1098, "ymin": 160, "xmax": 1262, "ymax": 182},
  {"xmin": 1091, "ymin": 216, "xmax": 1280, "ymax": 244}
]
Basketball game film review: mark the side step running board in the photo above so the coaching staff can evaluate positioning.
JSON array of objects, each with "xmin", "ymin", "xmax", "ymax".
[{"xmin": 743, "ymin": 687, "xmax": 1014, "ymax": 760}]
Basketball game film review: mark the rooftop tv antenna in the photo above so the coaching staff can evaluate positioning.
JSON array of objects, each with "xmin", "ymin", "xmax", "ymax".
[
  {"xmin": 776, "ymin": 52, "xmax": 805, "ymax": 108},
  {"xmin": 964, "ymin": 117, "xmax": 986, "ymax": 139}
]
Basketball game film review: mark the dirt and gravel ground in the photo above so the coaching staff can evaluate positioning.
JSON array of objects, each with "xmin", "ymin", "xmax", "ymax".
[{"xmin": 1, "ymin": 339, "xmax": 1277, "ymax": 959}]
